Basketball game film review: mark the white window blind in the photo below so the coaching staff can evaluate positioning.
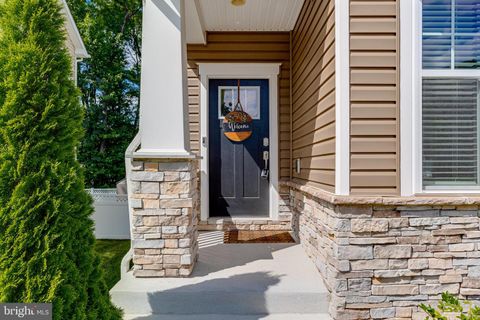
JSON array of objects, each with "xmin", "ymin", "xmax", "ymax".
[{"xmin": 422, "ymin": 79, "xmax": 480, "ymax": 187}]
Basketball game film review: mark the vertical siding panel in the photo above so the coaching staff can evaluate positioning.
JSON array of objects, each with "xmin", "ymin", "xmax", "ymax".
[
  {"xmin": 349, "ymin": 0, "xmax": 400, "ymax": 195},
  {"xmin": 186, "ymin": 32, "xmax": 291, "ymax": 180},
  {"xmin": 291, "ymin": 0, "xmax": 336, "ymax": 193}
]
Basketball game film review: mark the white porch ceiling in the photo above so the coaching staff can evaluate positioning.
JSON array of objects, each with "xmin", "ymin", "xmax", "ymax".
[{"xmin": 186, "ymin": 0, "xmax": 305, "ymax": 44}]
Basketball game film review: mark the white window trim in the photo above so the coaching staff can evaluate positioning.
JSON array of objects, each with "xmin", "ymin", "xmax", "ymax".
[
  {"xmin": 423, "ymin": 70, "xmax": 480, "ymax": 78},
  {"xmin": 401, "ymin": 0, "xmax": 480, "ymax": 195},
  {"xmin": 198, "ymin": 63, "xmax": 281, "ymax": 221}
]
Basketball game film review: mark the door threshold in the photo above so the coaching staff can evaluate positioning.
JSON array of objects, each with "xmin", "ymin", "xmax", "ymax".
[
  {"xmin": 207, "ymin": 217, "xmax": 273, "ymax": 221},
  {"xmin": 198, "ymin": 216, "xmax": 291, "ymax": 232}
]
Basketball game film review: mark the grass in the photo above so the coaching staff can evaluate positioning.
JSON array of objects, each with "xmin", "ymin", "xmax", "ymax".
[{"xmin": 94, "ymin": 240, "xmax": 131, "ymax": 290}]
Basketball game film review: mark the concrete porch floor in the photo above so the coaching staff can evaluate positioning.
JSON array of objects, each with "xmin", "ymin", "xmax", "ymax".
[{"xmin": 111, "ymin": 232, "xmax": 331, "ymax": 320}]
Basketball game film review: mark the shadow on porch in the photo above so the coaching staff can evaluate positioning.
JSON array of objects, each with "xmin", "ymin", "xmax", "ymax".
[{"xmin": 111, "ymin": 232, "xmax": 331, "ymax": 319}]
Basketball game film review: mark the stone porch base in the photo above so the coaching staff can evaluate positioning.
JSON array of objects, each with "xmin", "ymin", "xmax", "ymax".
[
  {"xmin": 284, "ymin": 181, "xmax": 480, "ymax": 320},
  {"xmin": 125, "ymin": 157, "xmax": 480, "ymax": 318},
  {"xmin": 128, "ymin": 158, "xmax": 199, "ymax": 278}
]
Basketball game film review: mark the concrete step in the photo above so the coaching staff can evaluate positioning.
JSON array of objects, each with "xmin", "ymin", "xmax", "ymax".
[
  {"xmin": 124, "ymin": 313, "xmax": 332, "ymax": 320},
  {"xmin": 113, "ymin": 287, "xmax": 329, "ymax": 315},
  {"xmin": 111, "ymin": 234, "xmax": 330, "ymax": 318}
]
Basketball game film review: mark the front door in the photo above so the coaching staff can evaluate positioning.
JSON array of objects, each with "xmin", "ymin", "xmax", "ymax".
[{"xmin": 209, "ymin": 79, "xmax": 270, "ymax": 217}]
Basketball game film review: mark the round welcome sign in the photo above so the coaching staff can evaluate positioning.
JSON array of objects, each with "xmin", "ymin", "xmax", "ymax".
[
  {"xmin": 223, "ymin": 110, "xmax": 253, "ymax": 142},
  {"xmin": 222, "ymin": 80, "xmax": 253, "ymax": 142}
]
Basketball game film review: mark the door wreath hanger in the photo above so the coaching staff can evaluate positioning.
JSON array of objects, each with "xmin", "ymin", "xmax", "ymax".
[{"xmin": 223, "ymin": 80, "xmax": 253, "ymax": 142}]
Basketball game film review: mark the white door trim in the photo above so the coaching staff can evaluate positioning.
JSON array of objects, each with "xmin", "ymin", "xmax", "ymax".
[{"xmin": 198, "ymin": 63, "xmax": 281, "ymax": 221}]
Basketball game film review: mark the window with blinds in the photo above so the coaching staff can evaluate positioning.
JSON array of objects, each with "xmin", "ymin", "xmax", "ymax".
[
  {"xmin": 422, "ymin": 79, "xmax": 480, "ymax": 187},
  {"xmin": 422, "ymin": 0, "xmax": 480, "ymax": 69},
  {"xmin": 422, "ymin": 1, "xmax": 480, "ymax": 189}
]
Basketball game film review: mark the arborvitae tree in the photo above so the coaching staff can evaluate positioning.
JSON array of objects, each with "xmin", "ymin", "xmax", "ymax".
[{"xmin": 0, "ymin": 0, "xmax": 122, "ymax": 319}]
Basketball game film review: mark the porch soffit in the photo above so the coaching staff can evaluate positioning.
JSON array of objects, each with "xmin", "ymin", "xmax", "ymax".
[{"xmin": 186, "ymin": 0, "xmax": 305, "ymax": 44}]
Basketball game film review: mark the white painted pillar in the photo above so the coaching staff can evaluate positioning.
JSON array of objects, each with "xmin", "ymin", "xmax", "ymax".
[{"xmin": 137, "ymin": 0, "xmax": 191, "ymax": 156}]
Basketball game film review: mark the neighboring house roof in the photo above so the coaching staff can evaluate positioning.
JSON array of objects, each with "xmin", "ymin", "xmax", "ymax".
[{"xmin": 60, "ymin": 0, "xmax": 89, "ymax": 59}]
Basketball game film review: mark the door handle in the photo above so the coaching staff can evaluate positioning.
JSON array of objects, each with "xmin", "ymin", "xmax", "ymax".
[{"xmin": 261, "ymin": 151, "xmax": 269, "ymax": 179}]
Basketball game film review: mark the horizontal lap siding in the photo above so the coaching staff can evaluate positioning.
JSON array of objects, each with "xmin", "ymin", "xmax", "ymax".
[
  {"xmin": 291, "ymin": 0, "xmax": 336, "ymax": 193},
  {"xmin": 187, "ymin": 64, "xmax": 200, "ymax": 153},
  {"xmin": 187, "ymin": 32, "xmax": 291, "ymax": 180},
  {"xmin": 350, "ymin": 0, "xmax": 400, "ymax": 195}
]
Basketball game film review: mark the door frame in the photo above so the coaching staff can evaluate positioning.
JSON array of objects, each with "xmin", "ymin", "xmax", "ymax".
[{"xmin": 198, "ymin": 63, "xmax": 281, "ymax": 221}]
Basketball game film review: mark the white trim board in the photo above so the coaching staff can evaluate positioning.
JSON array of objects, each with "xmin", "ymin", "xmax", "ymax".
[
  {"xmin": 334, "ymin": 0, "xmax": 350, "ymax": 195},
  {"xmin": 400, "ymin": 0, "xmax": 420, "ymax": 196},
  {"xmin": 198, "ymin": 63, "xmax": 281, "ymax": 221},
  {"xmin": 61, "ymin": 0, "xmax": 89, "ymax": 58}
]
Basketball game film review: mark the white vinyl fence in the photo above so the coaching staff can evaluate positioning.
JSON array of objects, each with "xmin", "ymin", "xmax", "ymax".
[{"xmin": 87, "ymin": 189, "xmax": 130, "ymax": 239}]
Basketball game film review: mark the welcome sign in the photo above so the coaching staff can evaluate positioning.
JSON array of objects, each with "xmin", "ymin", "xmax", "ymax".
[
  {"xmin": 223, "ymin": 110, "xmax": 253, "ymax": 142},
  {"xmin": 221, "ymin": 80, "xmax": 254, "ymax": 142}
]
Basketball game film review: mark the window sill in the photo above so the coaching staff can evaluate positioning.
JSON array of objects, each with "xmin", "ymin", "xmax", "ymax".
[{"xmin": 417, "ymin": 189, "xmax": 480, "ymax": 196}]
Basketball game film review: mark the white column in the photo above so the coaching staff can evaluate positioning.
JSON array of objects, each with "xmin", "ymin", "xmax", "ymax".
[{"xmin": 137, "ymin": 0, "xmax": 191, "ymax": 156}]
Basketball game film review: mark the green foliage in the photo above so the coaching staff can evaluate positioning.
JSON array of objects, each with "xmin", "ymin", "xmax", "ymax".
[
  {"xmin": 67, "ymin": 0, "xmax": 142, "ymax": 188},
  {"xmin": 420, "ymin": 292, "xmax": 480, "ymax": 320},
  {"xmin": 94, "ymin": 240, "xmax": 130, "ymax": 290},
  {"xmin": 0, "ymin": 0, "xmax": 121, "ymax": 318}
]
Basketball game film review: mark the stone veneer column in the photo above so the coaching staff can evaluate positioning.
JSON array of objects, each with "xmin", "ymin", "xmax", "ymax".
[{"xmin": 128, "ymin": 158, "xmax": 199, "ymax": 277}]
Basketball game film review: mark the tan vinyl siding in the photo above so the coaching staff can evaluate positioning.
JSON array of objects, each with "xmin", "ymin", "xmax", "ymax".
[
  {"xmin": 187, "ymin": 32, "xmax": 291, "ymax": 180},
  {"xmin": 291, "ymin": 0, "xmax": 336, "ymax": 193},
  {"xmin": 349, "ymin": 0, "xmax": 400, "ymax": 196},
  {"xmin": 187, "ymin": 64, "xmax": 200, "ymax": 153}
]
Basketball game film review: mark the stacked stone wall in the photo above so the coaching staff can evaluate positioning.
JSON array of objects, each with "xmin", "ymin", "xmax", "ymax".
[
  {"xmin": 128, "ymin": 159, "xmax": 199, "ymax": 277},
  {"xmin": 289, "ymin": 186, "xmax": 480, "ymax": 320}
]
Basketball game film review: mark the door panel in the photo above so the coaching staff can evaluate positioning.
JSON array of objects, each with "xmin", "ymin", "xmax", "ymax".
[{"xmin": 209, "ymin": 79, "xmax": 270, "ymax": 217}]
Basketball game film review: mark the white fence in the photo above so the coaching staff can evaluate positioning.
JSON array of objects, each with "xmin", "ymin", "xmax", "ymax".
[{"xmin": 87, "ymin": 189, "xmax": 130, "ymax": 239}]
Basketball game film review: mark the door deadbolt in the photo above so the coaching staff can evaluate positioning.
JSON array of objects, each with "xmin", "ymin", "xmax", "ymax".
[{"xmin": 263, "ymin": 137, "xmax": 269, "ymax": 147}]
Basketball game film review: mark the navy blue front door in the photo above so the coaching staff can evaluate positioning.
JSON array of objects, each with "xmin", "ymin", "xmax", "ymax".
[{"xmin": 209, "ymin": 79, "xmax": 270, "ymax": 217}]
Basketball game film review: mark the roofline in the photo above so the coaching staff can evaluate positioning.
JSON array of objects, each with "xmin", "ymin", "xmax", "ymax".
[{"xmin": 60, "ymin": 0, "xmax": 90, "ymax": 58}]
